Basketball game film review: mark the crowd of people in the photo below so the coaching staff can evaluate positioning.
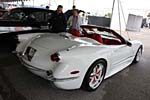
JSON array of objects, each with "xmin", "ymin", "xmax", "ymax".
[{"xmin": 49, "ymin": 5, "xmax": 88, "ymax": 36}]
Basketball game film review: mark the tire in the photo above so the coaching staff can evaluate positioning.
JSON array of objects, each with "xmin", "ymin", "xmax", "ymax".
[
  {"xmin": 133, "ymin": 47, "xmax": 142, "ymax": 63},
  {"xmin": 0, "ymin": 35, "xmax": 19, "ymax": 52},
  {"xmin": 82, "ymin": 60, "xmax": 106, "ymax": 91}
]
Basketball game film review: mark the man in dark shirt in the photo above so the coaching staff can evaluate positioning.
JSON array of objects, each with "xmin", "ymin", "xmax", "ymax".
[{"xmin": 49, "ymin": 5, "xmax": 67, "ymax": 33}]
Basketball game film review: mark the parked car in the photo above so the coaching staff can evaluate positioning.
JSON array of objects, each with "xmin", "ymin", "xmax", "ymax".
[
  {"xmin": 15, "ymin": 25, "xmax": 143, "ymax": 91},
  {"xmin": 0, "ymin": 7, "xmax": 54, "ymax": 33},
  {"xmin": 0, "ymin": 7, "xmax": 53, "ymax": 51}
]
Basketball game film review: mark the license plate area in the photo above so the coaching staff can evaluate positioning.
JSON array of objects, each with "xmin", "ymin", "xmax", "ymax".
[{"xmin": 24, "ymin": 47, "xmax": 36, "ymax": 61}]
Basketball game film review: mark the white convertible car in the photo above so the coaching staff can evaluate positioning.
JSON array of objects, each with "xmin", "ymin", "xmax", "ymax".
[{"xmin": 16, "ymin": 25, "xmax": 143, "ymax": 91}]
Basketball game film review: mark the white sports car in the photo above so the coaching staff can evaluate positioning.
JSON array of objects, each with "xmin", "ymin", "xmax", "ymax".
[{"xmin": 16, "ymin": 25, "xmax": 143, "ymax": 91}]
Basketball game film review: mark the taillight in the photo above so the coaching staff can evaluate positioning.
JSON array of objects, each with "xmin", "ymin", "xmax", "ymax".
[{"xmin": 50, "ymin": 53, "xmax": 60, "ymax": 62}]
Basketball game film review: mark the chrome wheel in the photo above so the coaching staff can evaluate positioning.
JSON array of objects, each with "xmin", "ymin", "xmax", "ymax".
[
  {"xmin": 82, "ymin": 60, "xmax": 106, "ymax": 91},
  {"xmin": 89, "ymin": 63, "xmax": 104, "ymax": 89}
]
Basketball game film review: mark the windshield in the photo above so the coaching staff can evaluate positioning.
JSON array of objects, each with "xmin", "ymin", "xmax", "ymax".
[{"xmin": 2, "ymin": 9, "xmax": 25, "ymax": 21}]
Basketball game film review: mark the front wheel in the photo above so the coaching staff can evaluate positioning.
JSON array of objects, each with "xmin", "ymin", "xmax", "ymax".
[
  {"xmin": 133, "ymin": 47, "xmax": 142, "ymax": 63},
  {"xmin": 82, "ymin": 60, "xmax": 106, "ymax": 91}
]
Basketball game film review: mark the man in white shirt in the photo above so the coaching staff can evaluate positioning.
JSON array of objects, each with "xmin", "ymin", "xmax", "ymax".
[{"xmin": 67, "ymin": 9, "xmax": 83, "ymax": 32}]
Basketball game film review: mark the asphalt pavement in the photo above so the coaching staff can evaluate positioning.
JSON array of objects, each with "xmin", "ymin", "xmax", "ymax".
[{"xmin": 0, "ymin": 29, "xmax": 150, "ymax": 100}]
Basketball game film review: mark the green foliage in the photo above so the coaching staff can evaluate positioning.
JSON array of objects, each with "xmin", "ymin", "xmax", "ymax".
[
  {"xmin": 104, "ymin": 13, "xmax": 112, "ymax": 18},
  {"xmin": 147, "ymin": 12, "xmax": 150, "ymax": 17}
]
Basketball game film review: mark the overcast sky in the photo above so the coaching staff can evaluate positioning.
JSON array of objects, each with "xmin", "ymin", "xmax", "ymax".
[{"xmin": 23, "ymin": 0, "xmax": 150, "ymax": 10}]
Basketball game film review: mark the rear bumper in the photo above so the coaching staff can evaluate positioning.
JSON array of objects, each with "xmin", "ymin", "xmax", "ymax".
[{"xmin": 19, "ymin": 56, "xmax": 81, "ymax": 90}]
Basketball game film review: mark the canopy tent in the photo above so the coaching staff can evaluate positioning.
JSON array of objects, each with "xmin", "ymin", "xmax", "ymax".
[
  {"xmin": 0, "ymin": 0, "xmax": 146, "ymax": 32},
  {"xmin": 0, "ymin": 0, "xmax": 30, "ymax": 1},
  {"xmin": 0, "ymin": 0, "xmax": 32, "ymax": 7}
]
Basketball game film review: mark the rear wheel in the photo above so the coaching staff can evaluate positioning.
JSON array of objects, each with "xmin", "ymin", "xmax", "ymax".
[
  {"xmin": 82, "ymin": 60, "xmax": 106, "ymax": 91},
  {"xmin": 0, "ymin": 35, "xmax": 19, "ymax": 52},
  {"xmin": 133, "ymin": 47, "xmax": 142, "ymax": 63}
]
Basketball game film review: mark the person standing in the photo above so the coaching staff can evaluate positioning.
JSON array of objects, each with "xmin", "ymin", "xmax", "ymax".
[
  {"xmin": 81, "ymin": 12, "xmax": 88, "ymax": 25},
  {"xmin": 148, "ymin": 18, "xmax": 150, "ymax": 29},
  {"xmin": 65, "ymin": 5, "xmax": 76, "ymax": 20},
  {"xmin": 49, "ymin": 5, "xmax": 67, "ymax": 33},
  {"xmin": 46, "ymin": 6, "xmax": 49, "ymax": 9},
  {"xmin": 67, "ymin": 9, "xmax": 83, "ymax": 37}
]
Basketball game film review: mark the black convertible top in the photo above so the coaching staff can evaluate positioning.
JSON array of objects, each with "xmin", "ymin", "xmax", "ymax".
[{"xmin": 9, "ymin": 7, "xmax": 54, "ymax": 14}]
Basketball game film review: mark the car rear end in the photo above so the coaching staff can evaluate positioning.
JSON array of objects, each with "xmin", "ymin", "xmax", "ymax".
[{"xmin": 17, "ymin": 33, "xmax": 85, "ymax": 89}]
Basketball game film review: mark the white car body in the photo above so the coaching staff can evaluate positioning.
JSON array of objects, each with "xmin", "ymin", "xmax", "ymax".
[{"xmin": 16, "ymin": 25, "xmax": 143, "ymax": 90}]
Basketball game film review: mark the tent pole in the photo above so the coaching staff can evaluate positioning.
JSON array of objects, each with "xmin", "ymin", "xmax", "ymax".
[
  {"xmin": 73, "ymin": 0, "xmax": 75, "ymax": 6},
  {"xmin": 117, "ymin": 0, "xmax": 121, "ymax": 35},
  {"xmin": 110, "ymin": 0, "xmax": 115, "ymax": 27},
  {"xmin": 21, "ymin": 0, "xmax": 24, "ymax": 6},
  {"xmin": 33, "ymin": 0, "xmax": 34, "ymax": 7},
  {"xmin": 49, "ymin": 0, "xmax": 51, "ymax": 8}
]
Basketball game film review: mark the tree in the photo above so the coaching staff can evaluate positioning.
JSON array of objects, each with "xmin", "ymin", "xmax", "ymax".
[
  {"xmin": 147, "ymin": 12, "xmax": 150, "ymax": 17},
  {"xmin": 104, "ymin": 13, "xmax": 112, "ymax": 18}
]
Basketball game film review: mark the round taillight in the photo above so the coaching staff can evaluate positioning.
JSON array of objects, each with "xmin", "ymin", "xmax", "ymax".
[{"xmin": 50, "ymin": 53, "xmax": 60, "ymax": 62}]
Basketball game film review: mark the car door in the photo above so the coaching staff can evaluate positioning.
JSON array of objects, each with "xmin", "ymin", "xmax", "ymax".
[{"xmin": 110, "ymin": 44, "xmax": 134, "ymax": 68}]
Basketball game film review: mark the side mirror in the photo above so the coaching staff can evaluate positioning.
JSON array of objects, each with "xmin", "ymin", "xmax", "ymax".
[{"xmin": 126, "ymin": 41, "xmax": 132, "ymax": 46}]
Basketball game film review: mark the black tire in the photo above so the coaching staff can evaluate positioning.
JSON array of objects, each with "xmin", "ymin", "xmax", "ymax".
[
  {"xmin": 133, "ymin": 46, "xmax": 142, "ymax": 63},
  {"xmin": 82, "ymin": 60, "xmax": 106, "ymax": 91},
  {"xmin": 0, "ymin": 35, "xmax": 19, "ymax": 52}
]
